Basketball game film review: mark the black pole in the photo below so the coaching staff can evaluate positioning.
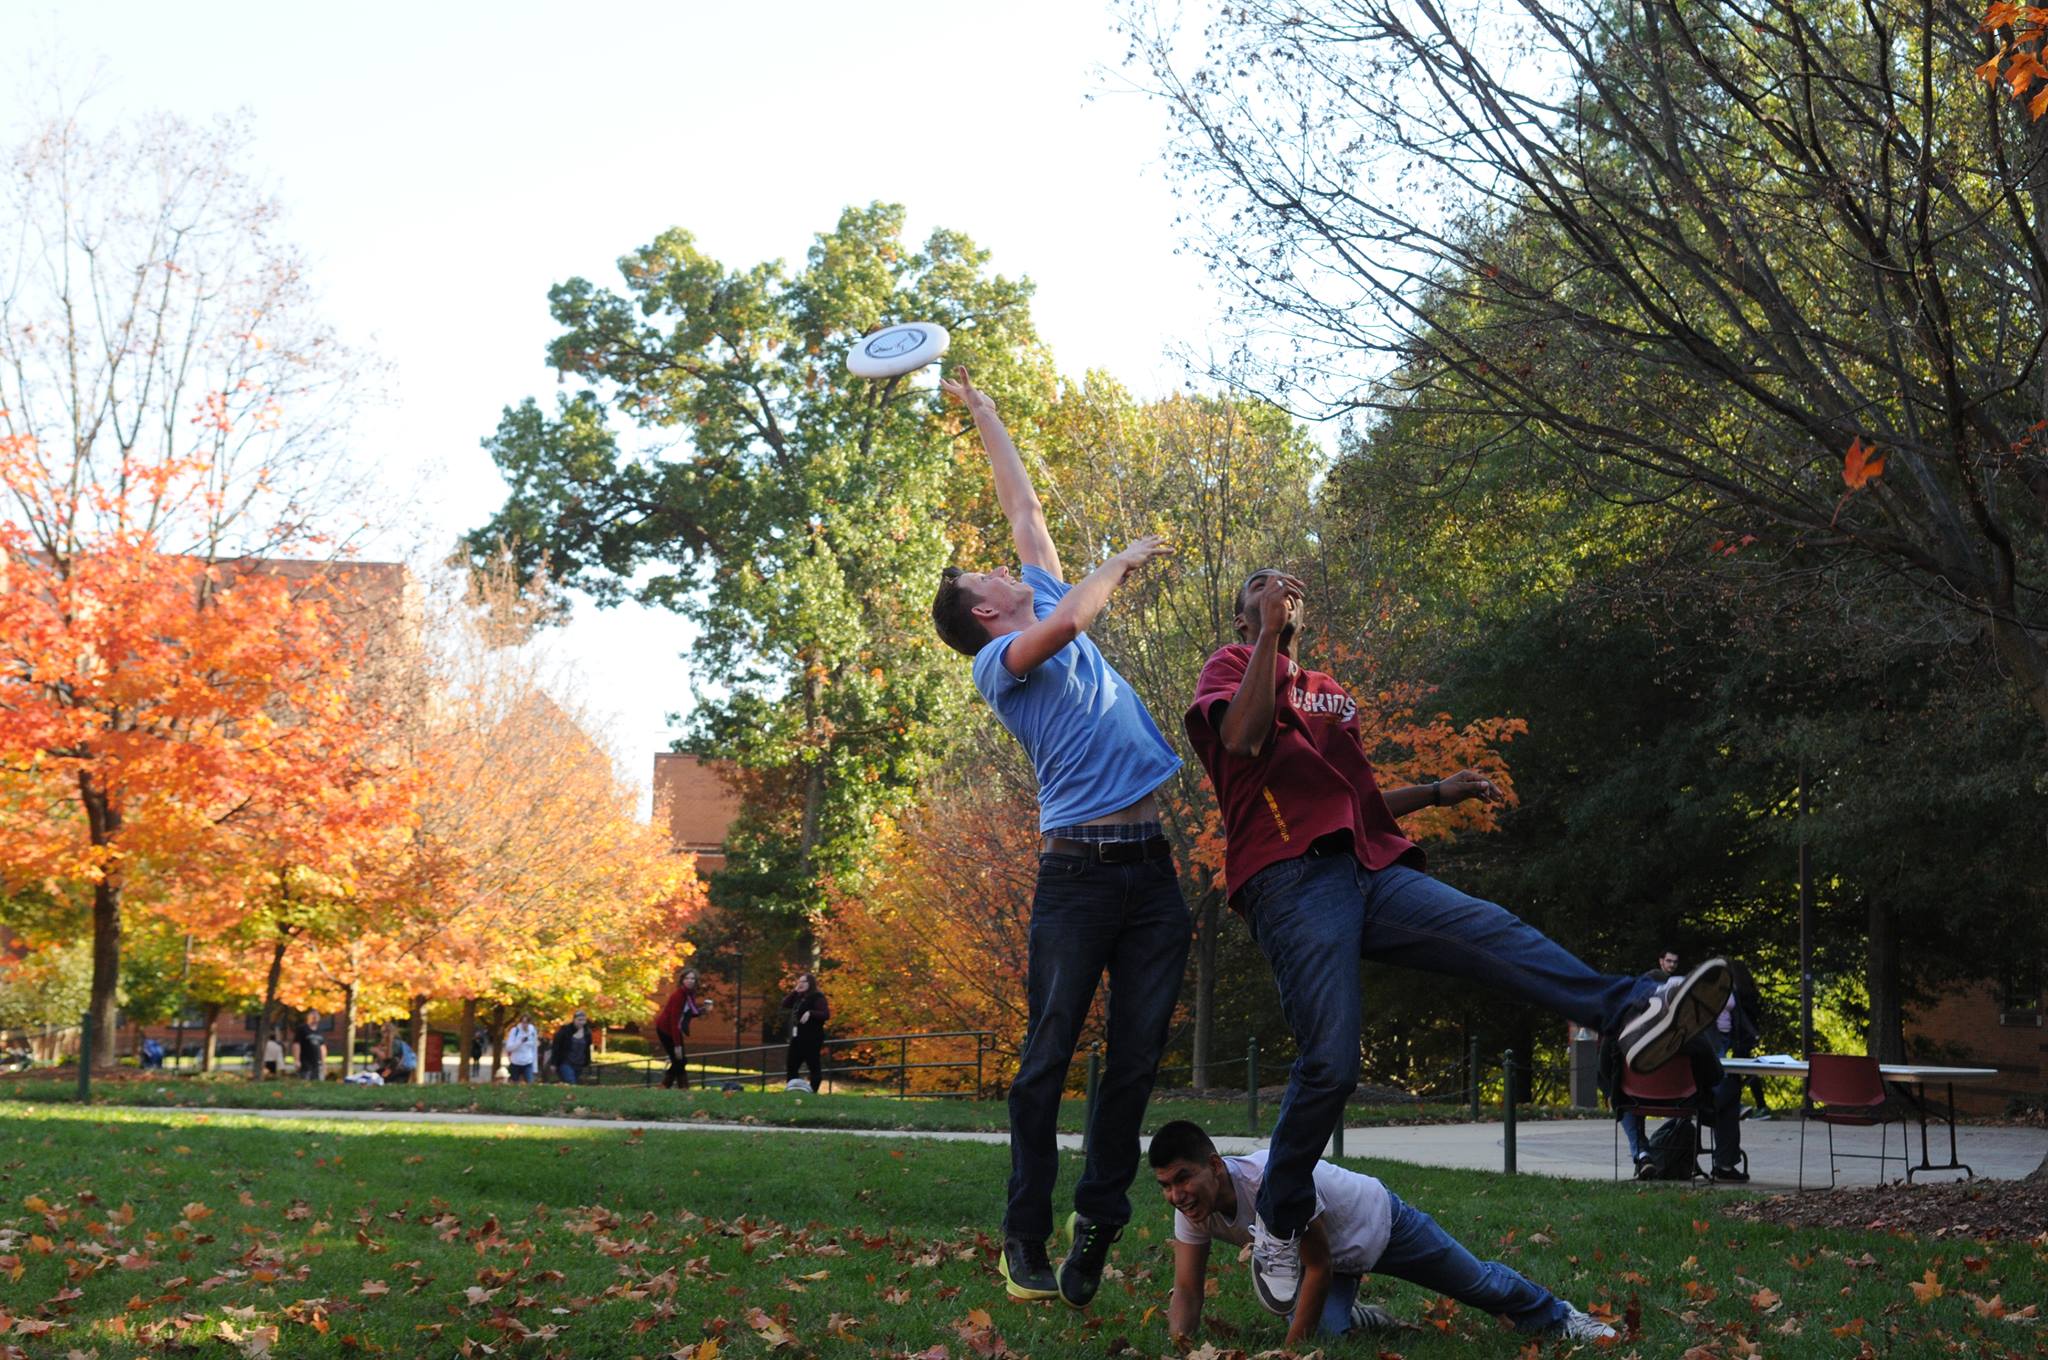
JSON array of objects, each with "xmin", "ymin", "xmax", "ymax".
[
  {"xmin": 77, "ymin": 1011, "xmax": 92, "ymax": 1100},
  {"xmin": 1501, "ymin": 1049, "xmax": 1517, "ymax": 1174},
  {"xmin": 1798, "ymin": 760, "xmax": 1814, "ymax": 1056}
]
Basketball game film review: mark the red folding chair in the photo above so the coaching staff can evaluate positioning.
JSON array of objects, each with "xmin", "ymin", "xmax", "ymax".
[
  {"xmin": 1799, "ymin": 1053, "xmax": 1905, "ymax": 1190},
  {"xmin": 1612, "ymin": 1059, "xmax": 1706, "ymax": 1183}
]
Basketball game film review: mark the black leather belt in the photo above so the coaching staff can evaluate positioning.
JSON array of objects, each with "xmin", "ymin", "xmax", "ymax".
[{"xmin": 1041, "ymin": 835, "xmax": 1173, "ymax": 864}]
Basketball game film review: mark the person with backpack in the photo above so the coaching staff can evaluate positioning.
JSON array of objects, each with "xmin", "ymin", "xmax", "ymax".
[{"xmin": 503, "ymin": 1013, "xmax": 540, "ymax": 1084}]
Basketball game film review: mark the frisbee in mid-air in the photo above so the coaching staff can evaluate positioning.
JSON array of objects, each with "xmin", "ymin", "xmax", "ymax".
[{"xmin": 846, "ymin": 321, "xmax": 949, "ymax": 379}]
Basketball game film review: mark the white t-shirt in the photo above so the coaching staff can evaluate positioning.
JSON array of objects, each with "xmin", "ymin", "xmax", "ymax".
[
  {"xmin": 504, "ymin": 1023, "xmax": 539, "ymax": 1066},
  {"xmin": 1172, "ymin": 1150, "xmax": 1394, "ymax": 1277}
]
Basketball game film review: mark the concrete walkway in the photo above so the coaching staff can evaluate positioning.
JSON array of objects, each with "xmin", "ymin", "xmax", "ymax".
[{"xmin": 90, "ymin": 1105, "xmax": 2048, "ymax": 1188}]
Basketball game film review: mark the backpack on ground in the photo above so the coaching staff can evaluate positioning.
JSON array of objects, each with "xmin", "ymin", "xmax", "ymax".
[{"xmin": 1637, "ymin": 1116, "xmax": 1701, "ymax": 1180}]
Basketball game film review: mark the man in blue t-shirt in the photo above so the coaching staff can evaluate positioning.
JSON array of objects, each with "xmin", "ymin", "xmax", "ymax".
[{"xmin": 931, "ymin": 367, "xmax": 1190, "ymax": 1310}]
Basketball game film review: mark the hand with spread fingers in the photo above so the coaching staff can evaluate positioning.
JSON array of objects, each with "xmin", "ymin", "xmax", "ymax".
[{"xmin": 941, "ymin": 365, "xmax": 997, "ymax": 422}]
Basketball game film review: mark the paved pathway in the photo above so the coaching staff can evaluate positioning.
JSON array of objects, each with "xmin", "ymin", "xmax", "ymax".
[{"xmin": 91, "ymin": 1106, "xmax": 2048, "ymax": 1189}]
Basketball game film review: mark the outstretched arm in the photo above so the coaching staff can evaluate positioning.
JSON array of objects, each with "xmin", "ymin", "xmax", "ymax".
[
  {"xmin": 1168, "ymin": 1239, "xmax": 1210, "ymax": 1343},
  {"xmin": 943, "ymin": 367, "xmax": 1059, "ymax": 578},
  {"xmin": 1002, "ymin": 534, "xmax": 1171, "ymax": 677},
  {"xmin": 1386, "ymin": 768, "xmax": 1505, "ymax": 818}
]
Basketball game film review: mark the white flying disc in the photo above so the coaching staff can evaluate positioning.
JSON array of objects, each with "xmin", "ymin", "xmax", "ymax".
[
  {"xmin": 784, "ymin": 1077, "xmax": 814, "ymax": 1094},
  {"xmin": 846, "ymin": 321, "xmax": 949, "ymax": 379}
]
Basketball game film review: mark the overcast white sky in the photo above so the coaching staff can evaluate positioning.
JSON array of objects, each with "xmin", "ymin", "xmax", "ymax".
[{"xmin": 13, "ymin": 3, "xmax": 1225, "ymax": 798}]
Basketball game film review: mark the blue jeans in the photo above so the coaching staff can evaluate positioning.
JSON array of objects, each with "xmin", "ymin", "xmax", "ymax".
[
  {"xmin": 1004, "ymin": 850, "xmax": 1190, "ymax": 1239},
  {"xmin": 1319, "ymin": 1193, "xmax": 1568, "ymax": 1334},
  {"xmin": 558, "ymin": 1063, "xmax": 581, "ymax": 1085},
  {"xmin": 1244, "ymin": 854, "xmax": 1654, "ymax": 1236},
  {"xmin": 508, "ymin": 1063, "xmax": 534, "ymax": 1083}
]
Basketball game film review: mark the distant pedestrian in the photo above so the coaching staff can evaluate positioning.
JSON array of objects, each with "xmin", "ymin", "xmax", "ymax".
[
  {"xmin": 263, "ymin": 1035, "xmax": 284, "ymax": 1076},
  {"xmin": 780, "ymin": 972, "xmax": 829, "ymax": 1091},
  {"xmin": 504, "ymin": 1013, "xmax": 540, "ymax": 1084},
  {"xmin": 551, "ymin": 1011, "xmax": 594, "ymax": 1085},
  {"xmin": 380, "ymin": 1035, "xmax": 417, "ymax": 1084},
  {"xmin": 1727, "ymin": 959, "xmax": 1771, "ymax": 1118},
  {"xmin": 139, "ymin": 1036, "xmax": 164, "ymax": 1070},
  {"xmin": 1620, "ymin": 949, "xmax": 1683, "ymax": 1165},
  {"xmin": 655, "ymin": 967, "xmax": 711, "ymax": 1090},
  {"xmin": 294, "ymin": 1009, "xmax": 327, "ymax": 1081}
]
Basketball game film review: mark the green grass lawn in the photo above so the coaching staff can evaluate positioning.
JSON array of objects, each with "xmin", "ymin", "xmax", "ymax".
[
  {"xmin": 1, "ymin": 1105, "xmax": 2040, "ymax": 1359},
  {"xmin": 0, "ymin": 1075, "xmax": 1575, "ymax": 1138}
]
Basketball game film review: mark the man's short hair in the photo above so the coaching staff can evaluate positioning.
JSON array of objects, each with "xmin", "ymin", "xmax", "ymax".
[
  {"xmin": 932, "ymin": 567, "xmax": 988, "ymax": 658},
  {"xmin": 1148, "ymin": 1118, "xmax": 1219, "ymax": 1168}
]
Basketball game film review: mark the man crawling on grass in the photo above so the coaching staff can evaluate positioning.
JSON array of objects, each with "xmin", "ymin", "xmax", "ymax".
[{"xmin": 1149, "ymin": 1120, "xmax": 1617, "ymax": 1347}]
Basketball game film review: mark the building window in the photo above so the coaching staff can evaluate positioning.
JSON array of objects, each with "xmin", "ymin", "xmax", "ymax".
[{"xmin": 1999, "ymin": 959, "xmax": 2043, "ymax": 1026}]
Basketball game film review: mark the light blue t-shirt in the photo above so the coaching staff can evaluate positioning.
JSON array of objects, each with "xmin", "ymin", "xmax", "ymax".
[{"xmin": 971, "ymin": 564, "xmax": 1182, "ymax": 831}]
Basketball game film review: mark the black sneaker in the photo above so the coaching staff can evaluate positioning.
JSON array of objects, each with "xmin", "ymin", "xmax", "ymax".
[
  {"xmin": 1711, "ymin": 1164, "xmax": 1750, "ymax": 1183},
  {"xmin": 1056, "ymin": 1211, "xmax": 1121, "ymax": 1308},
  {"xmin": 1620, "ymin": 958, "xmax": 1733, "ymax": 1074},
  {"xmin": 998, "ymin": 1235, "xmax": 1058, "ymax": 1300}
]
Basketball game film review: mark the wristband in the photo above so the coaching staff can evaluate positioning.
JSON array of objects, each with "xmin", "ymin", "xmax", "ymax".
[{"xmin": 1432, "ymin": 780, "xmax": 1443, "ymax": 806}]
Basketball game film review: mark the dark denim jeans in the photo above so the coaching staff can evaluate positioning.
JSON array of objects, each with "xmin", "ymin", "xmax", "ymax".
[
  {"xmin": 1004, "ymin": 850, "xmax": 1190, "ymax": 1239},
  {"xmin": 1319, "ymin": 1192, "xmax": 1568, "ymax": 1334},
  {"xmin": 1244, "ymin": 855, "xmax": 1654, "ymax": 1236}
]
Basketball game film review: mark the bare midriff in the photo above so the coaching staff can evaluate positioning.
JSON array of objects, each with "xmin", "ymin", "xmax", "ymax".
[{"xmin": 1077, "ymin": 792, "xmax": 1162, "ymax": 826}]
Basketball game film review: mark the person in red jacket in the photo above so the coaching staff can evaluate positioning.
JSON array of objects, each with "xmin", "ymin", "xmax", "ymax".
[
  {"xmin": 1183, "ymin": 568, "xmax": 1731, "ymax": 1317},
  {"xmin": 654, "ymin": 966, "xmax": 711, "ymax": 1090}
]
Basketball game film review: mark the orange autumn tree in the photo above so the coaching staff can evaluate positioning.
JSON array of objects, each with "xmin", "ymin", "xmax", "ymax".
[
  {"xmin": 0, "ymin": 101, "xmax": 382, "ymax": 1067},
  {"xmin": 339, "ymin": 560, "xmax": 705, "ymax": 1080}
]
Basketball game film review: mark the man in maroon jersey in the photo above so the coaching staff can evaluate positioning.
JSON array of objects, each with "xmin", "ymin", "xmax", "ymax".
[{"xmin": 1184, "ymin": 568, "xmax": 1729, "ymax": 1317}]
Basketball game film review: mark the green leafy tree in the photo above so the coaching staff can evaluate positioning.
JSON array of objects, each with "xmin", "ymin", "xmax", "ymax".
[{"xmin": 467, "ymin": 205, "xmax": 1042, "ymax": 932}]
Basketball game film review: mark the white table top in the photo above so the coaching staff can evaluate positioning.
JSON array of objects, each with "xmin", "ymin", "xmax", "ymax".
[{"xmin": 1720, "ymin": 1055, "xmax": 2000, "ymax": 1082}]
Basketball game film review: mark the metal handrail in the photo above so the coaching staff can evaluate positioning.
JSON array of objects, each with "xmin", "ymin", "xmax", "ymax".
[{"xmin": 645, "ymin": 1027, "xmax": 997, "ymax": 1098}]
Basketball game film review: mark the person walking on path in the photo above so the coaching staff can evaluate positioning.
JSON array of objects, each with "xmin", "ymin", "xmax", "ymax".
[
  {"xmin": 503, "ymin": 1014, "xmax": 540, "ymax": 1084},
  {"xmin": 1150, "ymin": 1120, "xmax": 1616, "ymax": 1347},
  {"xmin": 931, "ymin": 368, "xmax": 1189, "ymax": 1309},
  {"xmin": 294, "ymin": 1009, "xmax": 327, "ymax": 1081},
  {"xmin": 780, "ymin": 972, "xmax": 828, "ymax": 1091},
  {"xmin": 550, "ymin": 1011, "xmax": 593, "ymax": 1085},
  {"xmin": 1183, "ymin": 568, "xmax": 1730, "ymax": 1316},
  {"xmin": 657, "ymin": 968, "xmax": 710, "ymax": 1089}
]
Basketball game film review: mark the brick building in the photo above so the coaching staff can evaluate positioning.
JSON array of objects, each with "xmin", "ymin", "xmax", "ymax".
[{"xmin": 1906, "ymin": 970, "xmax": 2046, "ymax": 1116}]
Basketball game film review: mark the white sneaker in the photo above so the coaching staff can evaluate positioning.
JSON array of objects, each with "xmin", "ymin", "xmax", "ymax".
[
  {"xmin": 1619, "ymin": 958, "xmax": 1731, "ymax": 1074},
  {"xmin": 1347, "ymin": 1299, "xmax": 1399, "ymax": 1333},
  {"xmin": 1552, "ymin": 1305, "xmax": 1618, "ymax": 1341},
  {"xmin": 1248, "ymin": 1216, "xmax": 1302, "ymax": 1316}
]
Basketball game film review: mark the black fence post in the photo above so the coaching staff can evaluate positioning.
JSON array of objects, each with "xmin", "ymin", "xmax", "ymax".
[
  {"xmin": 975, "ymin": 1032, "xmax": 985, "ymax": 1099},
  {"xmin": 1247, "ymin": 1037, "xmax": 1260, "ymax": 1137},
  {"xmin": 1468, "ymin": 1036, "xmax": 1481, "ymax": 1121},
  {"xmin": 77, "ymin": 1012, "xmax": 92, "ymax": 1100},
  {"xmin": 1501, "ymin": 1049, "xmax": 1518, "ymax": 1175}
]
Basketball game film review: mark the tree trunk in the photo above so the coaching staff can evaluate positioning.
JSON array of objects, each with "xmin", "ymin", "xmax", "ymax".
[
  {"xmin": 487, "ymin": 1004, "xmax": 509, "ymax": 1081},
  {"xmin": 79, "ymin": 774, "xmax": 124, "ymax": 1071},
  {"xmin": 339, "ymin": 981, "xmax": 357, "ymax": 1079},
  {"xmin": 1190, "ymin": 888, "xmax": 1220, "ymax": 1092},
  {"xmin": 1865, "ymin": 899, "xmax": 1907, "ymax": 1064},
  {"xmin": 200, "ymin": 1004, "xmax": 221, "ymax": 1073},
  {"xmin": 256, "ymin": 934, "xmax": 289, "ymax": 1081},
  {"xmin": 407, "ymin": 994, "xmax": 427, "ymax": 1085},
  {"xmin": 458, "ymin": 997, "xmax": 477, "ymax": 1084}
]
